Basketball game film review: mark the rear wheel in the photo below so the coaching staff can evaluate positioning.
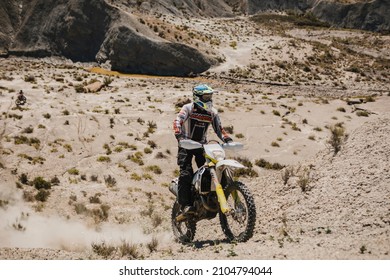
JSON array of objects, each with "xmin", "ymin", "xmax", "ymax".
[
  {"xmin": 171, "ymin": 201, "xmax": 197, "ymax": 243},
  {"xmin": 219, "ymin": 181, "xmax": 256, "ymax": 242}
]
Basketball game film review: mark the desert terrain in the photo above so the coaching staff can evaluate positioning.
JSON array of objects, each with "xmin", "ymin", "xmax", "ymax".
[{"xmin": 0, "ymin": 15, "xmax": 389, "ymax": 260}]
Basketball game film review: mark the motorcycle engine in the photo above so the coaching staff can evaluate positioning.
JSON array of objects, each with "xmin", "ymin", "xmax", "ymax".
[{"xmin": 200, "ymin": 168, "xmax": 211, "ymax": 193}]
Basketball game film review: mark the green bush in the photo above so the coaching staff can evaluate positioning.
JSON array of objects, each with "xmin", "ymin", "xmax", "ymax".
[
  {"xmin": 255, "ymin": 158, "xmax": 285, "ymax": 170},
  {"xmin": 146, "ymin": 165, "xmax": 162, "ymax": 175},
  {"xmin": 35, "ymin": 189, "xmax": 50, "ymax": 202},
  {"xmin": 19, "ymin": 173, "xmax": 29, "ymax": 185},
  {"xmin": 356, "ymin": 111, "xmax": 369, "ymax": 117},
  {"xmin": 33, "ymin": 177, "xmax": 51, "ymax": 190},
  {"xmin": 97, "ymin": 156, "xmax": 111, "ymax": 163},
  {"xmin": 68, "ymin": 168, "xmax": 80, "ymax": 175}
]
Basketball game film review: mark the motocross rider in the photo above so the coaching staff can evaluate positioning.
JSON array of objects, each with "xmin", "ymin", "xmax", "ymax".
[
  {"xmin": 173, "ymin": 84, "xmax": 233, "ymax": 215},
  {"xmin": 17, "ymin": 90, "xmax": 25, "ymax": 101}
]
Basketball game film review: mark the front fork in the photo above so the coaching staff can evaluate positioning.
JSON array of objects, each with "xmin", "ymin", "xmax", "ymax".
[{"xmin": 209, "ymin": 168, "xmax": 231, "ymax": 214}]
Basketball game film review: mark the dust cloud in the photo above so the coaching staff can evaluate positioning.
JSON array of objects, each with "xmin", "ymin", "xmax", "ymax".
[{"xmin": 0, "ymin": 182, "xmax": 171, "ymax": 251}]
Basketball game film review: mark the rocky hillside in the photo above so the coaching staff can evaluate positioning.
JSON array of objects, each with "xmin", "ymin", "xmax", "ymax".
[
  {"xmin": 119, "ymin": 0, "xmax": 390, "ymax": 33},
  {"xmin": 310, "ymin": 0, "xmax": 390, "ymax": 33},
  {"xmin": 0, "ymin": 0, "xmax": 388, "ymax": 77},
  {"xmin": 0, "ymin": 0, "xmax": 214, "ymax": 76}
]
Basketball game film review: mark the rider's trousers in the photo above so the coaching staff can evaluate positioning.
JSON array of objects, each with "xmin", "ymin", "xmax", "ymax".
[{"xmin": 177, "ymin": 147, "xmax": 205, "ymax": 207}]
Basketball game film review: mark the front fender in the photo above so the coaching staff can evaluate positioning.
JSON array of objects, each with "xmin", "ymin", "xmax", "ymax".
[{"xmin": 216, "ymin": 159, "xmax": 245, "ymax": 169}]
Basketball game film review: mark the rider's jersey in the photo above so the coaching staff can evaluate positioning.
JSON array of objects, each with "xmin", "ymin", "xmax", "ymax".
[{"xmin": 173, "ymin": 103, "xmax": 230, "ymax": 144}]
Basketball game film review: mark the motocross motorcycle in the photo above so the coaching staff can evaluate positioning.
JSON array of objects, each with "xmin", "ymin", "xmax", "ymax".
[
  {"xmin": 15, "ymin": 95, "xmax": 27, "ymax": 106},
  {"xmin": 169, "ymin": 139, "xmax": 256, "ymax": 243}
]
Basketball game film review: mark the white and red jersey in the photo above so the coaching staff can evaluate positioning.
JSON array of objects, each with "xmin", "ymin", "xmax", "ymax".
[{"xmin": 173, "ymin": 103, "xmax": 231, "ymax": 144}]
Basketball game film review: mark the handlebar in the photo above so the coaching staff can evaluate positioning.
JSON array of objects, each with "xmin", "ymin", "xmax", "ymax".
[{"xmin": 179, "ymin": 139, "xmax": 243, "ymax": 151}]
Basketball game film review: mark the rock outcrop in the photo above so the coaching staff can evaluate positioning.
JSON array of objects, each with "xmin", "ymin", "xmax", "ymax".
[
  {"xmin": 101, "ymin": 26, "xmax": 212, "ymax": 76},
  {"xmin": 0, "ymin": 0, "xmax": 215, "ymax": 76},
  {"xmin": 126, "ymin": 0, "xmax": 242, "ymax": 17},
  {"xmin": 0, "ymin": 0, "xmax": 19, "ymax": 55},
  {"xmin": 312, "ymin": 0, "xmax": 390, "ymax": 33}
]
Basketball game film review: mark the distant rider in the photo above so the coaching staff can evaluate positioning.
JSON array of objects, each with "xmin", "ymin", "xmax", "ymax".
[
  {"xmin": 16, "ymin": 90, "xmax": 26, "ymax": 104},
  {"xmin": 173, "ymin": 84, "xmax": 232, "ymax": 214}
]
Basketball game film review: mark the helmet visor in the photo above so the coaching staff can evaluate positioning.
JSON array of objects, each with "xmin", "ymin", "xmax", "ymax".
[{"xmin": 200, "ymin": 93, "xmax": 213, "ymax": 102}]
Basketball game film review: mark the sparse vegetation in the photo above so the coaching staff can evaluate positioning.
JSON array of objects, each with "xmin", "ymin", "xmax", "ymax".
[
  {"xmin": 32, "ymin": 177, "xmax": 51, "ymax": 190},
  {"xmin": 147, "ymin": 121, "xmax": 157, "ymax": 133},
  {"xmin": 103, "ymin": 76, "xmax": 114, "ymax": 87},
  {"xmin": 327, "ymin": 124, "xmax": 346, "ymax": 155},
  {"xmin": 131, "ymin": 173, "xmax": 142, "ymax": 181},
  {"xmin": 19, "ymin": 173, "xmax": 29, "ymax": 185},
  {"xmin": 24, "ymin": 75, "xmax": 36, "ymax": 83},
  {"xmin": 281, "ymin": 167, "xmax": 294, "ymax": 185},
  {"xmin": 118, "ymin": 241, "xmax": 140, "ymax": 259},
  {"xmin": 35, "ymin": 189, "xmax": 50, "ymax": 202},
  {"xmin": 223, "ymin": 125, "xmax": 234, "ymax": 134},
  {"xmin": 14, "ymin": 135, "xmax": 41, "ymax": 149},
  {"xmin": 91, "ymin": 242, "xmax": 116, "ymax": 258},
  {"xmin": 356, "ymin": 111, "xmax": 369, "ymax": 117},
  {"xmin": 233, "ymin": 156, "xmax": 258, "ymax": 177},
  {"xmin": 337, "ymin": 107, "xmax": 346, "ymax": 112},
  {"xmin": 147, "ymin": 237, "xmax": 159, "ymax": 253},
  {"xmin": 145, "ymin": 165, "xmax": 162, "ymax": 175},
  {"xmin": 129, "ymin": 152, "xmax": 144, "ymax": 166},
  {"xmin": 251, "ymin": 12, "xmax": 330, "ymax": 29},
  {"xmin": 271, "ymin": 141, "xmax": 280, "ymax": 147},
  {"xmin": 255, "ymin": 158, "xmax": 285, "ymax": 170},
  {"xmin": 298, "ymin": 168, "xmax": 311, "ymax": 192},
  {"xmin": 67, "ymin": 168, "xmax": 79, "ymax": 175},
  {"xmin": 104, "ymin": 175, "xmax": 117, "ymax": 188},
  {"xmin": 97, "ymin": 156, "xmax": 111, "ymax": 163}
]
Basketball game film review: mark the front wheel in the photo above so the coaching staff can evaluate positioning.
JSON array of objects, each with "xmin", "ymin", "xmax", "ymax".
[
  {"xmin": 171, "ymin": 201, "xmax": 197, "ymax": 243},
  {"xmin": 219, "ymin": 181, "xmax": 256, "ymax": 242}
]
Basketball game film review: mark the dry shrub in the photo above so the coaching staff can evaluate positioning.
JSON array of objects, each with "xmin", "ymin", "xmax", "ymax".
[
  {"xmin": 281, "ymin": 167, "xmax": 294, "ymax": 185},
  {"xmin": 147, "ymin": 237, "xmax": 159, "ymax": 253},
  {"xmin": 35, "ymin": 189, "xmax": 50, "ymax": 202},
  {"xmin": 175, "ymin": 98, "xmax": 191, "ymax": 108},
  {"xmin": 104, "ymin": 175, "xmax": 117, "ymax": 187},
  {"xmin": 255, "ymin": 158, "xmax": 285, "ymax": 170},
  {"xmin": 327, "ymin": 124, "xmax": 345, "ymax": 155},
  {"xmin": 119, "ymin": 241, "xmax": 140, "ymax": 259},
  {"xmin": 91, "ymin": 242, "xmax": 116, "ymax": 258}
]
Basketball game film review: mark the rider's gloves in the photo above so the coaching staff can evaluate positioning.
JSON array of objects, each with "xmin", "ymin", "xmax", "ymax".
[
  {"xmin": 224, "ymin": 137, "xmax": 233, "ymax": 143},
  {"xmin": 175, "ymin": 135, "xmax": 184, "ymax": 142}
]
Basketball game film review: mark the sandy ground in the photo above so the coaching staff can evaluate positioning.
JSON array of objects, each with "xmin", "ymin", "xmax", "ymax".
[{"xmin": 0, "ymin": 16, "xmax": 389, "ymax": 260}]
